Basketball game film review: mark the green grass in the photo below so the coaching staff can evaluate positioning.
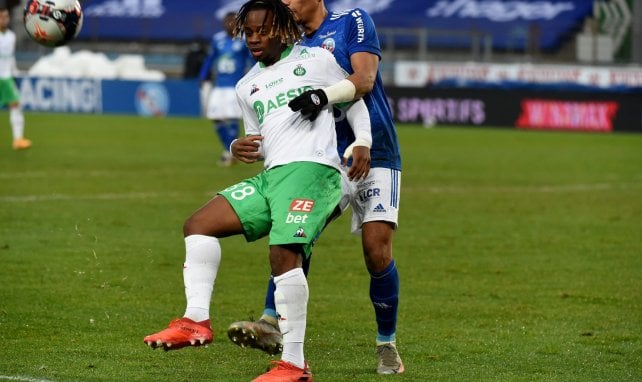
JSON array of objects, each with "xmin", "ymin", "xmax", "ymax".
[{"xmin": 0, "ymin": 113, "xmax": 641, "ymax": 381}]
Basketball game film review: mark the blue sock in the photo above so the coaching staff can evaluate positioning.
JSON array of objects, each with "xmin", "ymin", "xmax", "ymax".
[
  {"xmin": 263, "ymin": 253, "xmax": 312, "ymax": 319},
  {"xmin": 214, "ymin": 121, "xmax": 229, "ymax": 151},
  {"xmin": 369, "ymin": 259, "xmax": 399, "ymax": 343},
  {"xmin": 224, "ymin": 120, "xmax": 239, "ymax": 149},
  {"xmin": 215, "ymin": 120, "xmax": 239, "ymax": 152},
  {"xmin": 263, "ymin": 276, "xmax": 277, "ymax": 319}
]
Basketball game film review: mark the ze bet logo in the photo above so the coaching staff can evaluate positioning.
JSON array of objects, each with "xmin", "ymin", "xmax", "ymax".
[
  {"xmin": 285, "ymin": 199, "xmax": 315, "ymax": 224},
  {"xmin": 290, "ymin": 199, "xmax": 315, "ymax": 212}
]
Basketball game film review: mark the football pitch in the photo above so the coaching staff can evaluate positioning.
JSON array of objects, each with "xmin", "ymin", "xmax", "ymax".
[{"xmin": 0, "ymin": 112, "xmax": 640, "ymax": 381}]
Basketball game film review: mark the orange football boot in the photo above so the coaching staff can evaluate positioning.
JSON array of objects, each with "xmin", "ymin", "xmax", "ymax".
[
  {"xmin": 12, "ymin": 138, "xmax": 32, "ymax": 150},
  {"xmin": 143, "ymin": 317, "xmax": 213, "ymax": 351},
  {"xmin": 252, "ymin": 360, "xmax": 312, "ymax": 382}
]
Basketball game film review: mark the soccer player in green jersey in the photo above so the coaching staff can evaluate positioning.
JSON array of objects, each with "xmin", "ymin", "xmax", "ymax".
[
  {"xmin": 143, "ymin": 1, "xmax": 371, "ymax": 380},
  {"xmin": 0, "ymin": 7, "xmax": 30, "ymax": 150}
]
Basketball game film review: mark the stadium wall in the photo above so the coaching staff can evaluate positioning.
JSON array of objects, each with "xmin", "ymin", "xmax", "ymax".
[
  {"xmin": 387, "ymin": 87, "xmax": 642, "ymax": 133},
  {"xmin": 392, "ymin": 61, "xmax": 642, "ymax": 133},
  {"xmin": 16, "ymin": 76, "xmax": 201, "ymax": 117},
  {"xmin": 15, "ymin": 74, "xmax": 642, "ymax": 133}
]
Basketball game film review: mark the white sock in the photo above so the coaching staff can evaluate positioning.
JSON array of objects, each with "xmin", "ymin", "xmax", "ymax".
[
  {"xmin": 10, "ymin": 107, "xmax": 25, "ymax": 140},
  {"xmin": 274, "ymin": 267, "xmax": 308, "ymax": 369},
  {"xmin": 182, "ymin": 234, "xmax": 221, "ymax": 322}
]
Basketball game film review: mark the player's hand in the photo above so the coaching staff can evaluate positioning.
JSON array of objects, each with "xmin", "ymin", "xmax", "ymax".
[
  {"xmin": 231, "ymin": 135, "xmax": 263, "ymax": 163},
  {"xmin": 288, "ymin": 89, "xmax": 328, "ymax": 121},
  {"xmin": 343, "ymin": 145, "xmax": 370, "ymax": 181}
]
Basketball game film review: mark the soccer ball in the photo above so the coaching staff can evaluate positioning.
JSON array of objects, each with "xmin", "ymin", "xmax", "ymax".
[{"xmin": 23, "ymin": 0, "xmax": 83, "ymax": 47}]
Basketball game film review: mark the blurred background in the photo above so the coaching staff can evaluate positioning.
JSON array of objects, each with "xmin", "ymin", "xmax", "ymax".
[{"xmin": 7, "ymin": 0, "xmax": 642, "ymax": 132}]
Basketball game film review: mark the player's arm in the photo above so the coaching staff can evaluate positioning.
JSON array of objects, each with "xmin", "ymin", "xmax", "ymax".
[
  {"xmin": 343, "ymin": 99, "xmax": 371, "ymax": 181},
  {"xmin": 345, "ymin": 51, "xmax": 378, "ymax": 99},
  {"xmin": 301, "ymin": 51, "xmax": 379, "ymax": 106},
  {"xmin": 198, "ymin": 41, "xmax": 216, "ymax": 84},
  {"xmin": 232, "ymin": 84, "xmax": 264, "ymax": 163},
  {"xmin": 230, "ymin": 135, "xmax": 264, "ymax": 163},
  {"xmin": 288, "ymin": 77, "xmax": 356, "ymax": 121},
  {"xmin": 288, "ymin": 49, "xmax": 358, "ymax": 121},
  {"xmin": 344, "ymin": 9, "xmax": 381, "ymax": 99}
]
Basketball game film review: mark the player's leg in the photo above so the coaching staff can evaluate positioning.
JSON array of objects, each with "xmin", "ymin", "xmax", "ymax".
[
  {"xmin": 253, "ymin": 245, "xmax": 312, "ymax": 382},
  {"xmin": 352, "ymin": 167, "xmax": 404, "ymax": 374},
  {"xmin": 362, "ymin": 221, "xmax": 397, "ymax": 337},
  {"xmin": 227, "ymin": 254, "xmax": 312, "ymax": 355},
  {"xmin": 207, "ymin": 87, "xmax": 238, "ymax": 166},
  {"xmin": 181, "ymin": 194, "xmax": 250, "ymax": 320},
  {"xmin": 1, "ymin": 78, "xmax": 31, "ymax": 150},
  {"xmin": 225, "ymin": 118, "xmax": 240, "ymax": 147},
  {"xmin": 227, "ymin": 273, "xmax": 283, "ymax": 355},
  {"xmin": 221, "ymin": 86, "xmax": 243, "ymax": 165},
  {"xmin": 145, "ymin": 176, "xmax": 270, "ymax": 351},
  {"xmin": 362, "ymin": 221, "xmax": 404, "ymax": 374},
  {"xmin": 254, "ymin": 163, "xmax": 340, "ymax": 381},
  {"xmin": 263, "ymin": 276, "xmax": 278, "ymax": 322},
  {"xmin": 143, "ymin": 195, "xmax": 240, "ymax": 350},
  {"xmin": 213, "ymin": 118, "xmax": 237, "ymax": 165},
  {"xmin": 271, "ymin": 245, "xmax": 307, "ymax": 365},
  {"xmin": 228, "ymin": 171, "xmax": 346, "ymax": 354}
]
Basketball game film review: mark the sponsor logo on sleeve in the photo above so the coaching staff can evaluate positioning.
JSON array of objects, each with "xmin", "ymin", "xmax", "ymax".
[{"xmin": 351, "ymin": 9, "xmax": 365, "ymax": 43}]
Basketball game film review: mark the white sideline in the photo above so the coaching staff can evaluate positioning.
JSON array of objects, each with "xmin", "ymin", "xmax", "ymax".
[{"xmin": 0, "ymin": 376, "xmax": 53, "ymax": 382}]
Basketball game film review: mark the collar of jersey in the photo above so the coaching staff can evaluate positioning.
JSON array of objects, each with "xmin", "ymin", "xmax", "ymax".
[{"xmin": 259, "ymin": 45, "xmax": 294, "ymax": 68}]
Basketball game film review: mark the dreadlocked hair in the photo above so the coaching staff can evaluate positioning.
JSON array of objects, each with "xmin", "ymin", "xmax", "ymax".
[{"xmin": 233, "ymin": 0, "xmax": 301, "ymax": 45}]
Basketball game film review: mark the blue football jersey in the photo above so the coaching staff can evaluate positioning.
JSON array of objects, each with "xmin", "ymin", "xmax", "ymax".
[
  {"xmin": 199, "ymin": 31, "xmax": 254, "ymax": 88},
  {"xmin": 300, "ymin": 8, "xmax": 401, "ymax": 170}
]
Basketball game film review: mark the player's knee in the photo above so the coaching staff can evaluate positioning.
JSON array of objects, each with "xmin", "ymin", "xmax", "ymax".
[
  {"xmin": 363, "ymin": 240, "xmax": 393, "ymax": 273},
  {"xmin": 269, "ymin": 245, "xmax": 304, "ymax": 276},
  {"xmin": 183, "ymin": 214, "xmax": 208, "ymax": 236},
  {"xmin": 361, "ymin": 222, "xmax": 394, "ymax": 272},
  {"xmin": 182, "ymin": 216, "xmax": 197, "ymax": 236}
]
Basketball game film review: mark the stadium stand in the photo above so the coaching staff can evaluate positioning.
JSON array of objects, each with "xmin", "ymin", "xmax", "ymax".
[
  {"xmin": 10, "ymin": 0, "xmax": 642, "ymax": 131},
  {"xmin": 12, "ymin": 0, "xmax": 641, "ymax": 78}
]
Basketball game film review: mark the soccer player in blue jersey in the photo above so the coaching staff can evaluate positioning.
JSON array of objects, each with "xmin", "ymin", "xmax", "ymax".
[
  {"xmin": 228, "ymin": 0, "xmax": 404, "ymax": 375},
  {"xmin": 198, "ymin": 12, "xmax": 254, "ymax": 166}
]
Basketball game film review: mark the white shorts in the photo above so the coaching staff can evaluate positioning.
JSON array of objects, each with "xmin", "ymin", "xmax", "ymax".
[
  {"xmin": 340, "ymin": 167, "xmax": 401, "ymax": 234},
  {"xmin": 205, "ymin": 87, "xmax": 242, "ymax": 120}
]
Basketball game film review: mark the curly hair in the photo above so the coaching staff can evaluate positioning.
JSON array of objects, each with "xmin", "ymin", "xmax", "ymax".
[{"xmin": 233, "ymin": 0, "xmax": 301, "ymax": 45}]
